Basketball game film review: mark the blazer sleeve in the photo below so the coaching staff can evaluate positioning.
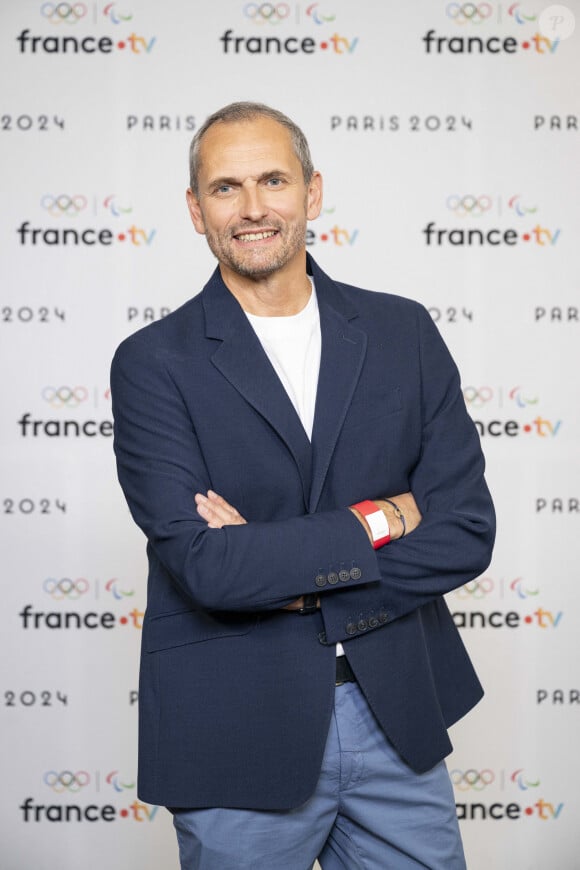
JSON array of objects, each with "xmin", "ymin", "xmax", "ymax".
[
  {"xmin": 110, "ymin": 337, "xmax": 379, "ymax": 613},
  {"xmin": 319, "ymin": 303, "xmax": 496, "ymax": 644}
]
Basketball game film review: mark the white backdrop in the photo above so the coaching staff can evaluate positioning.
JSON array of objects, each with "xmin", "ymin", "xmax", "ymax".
[{"xmin": 1, "ymin": 1, "xmax": 579, "ymax": 868}]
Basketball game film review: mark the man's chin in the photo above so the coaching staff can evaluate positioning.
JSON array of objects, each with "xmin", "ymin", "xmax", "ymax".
[
  {"xmin": 233, "ymin": 264, "xmax": 280, "ymax": 279},
  {"xmin": 222, "ymin": 252, "xmax": 286, "ymax": 279}
]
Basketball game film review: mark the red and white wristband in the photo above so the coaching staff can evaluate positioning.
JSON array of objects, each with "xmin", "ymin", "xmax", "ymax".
[{"xmin": 350, "ymin": 500, "xmax": 391, "ymax": 549}]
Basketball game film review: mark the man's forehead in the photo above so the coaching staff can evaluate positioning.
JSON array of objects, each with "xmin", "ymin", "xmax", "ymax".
[{"xmin": 199, "ymin": 118, "xmax": 296, "ymax": 168}]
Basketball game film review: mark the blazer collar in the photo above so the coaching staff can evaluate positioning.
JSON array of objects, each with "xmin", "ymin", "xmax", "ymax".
[
  {"xmin": 201, "ymin": 255, "xmax": 367, "ymax": 513},
  {"xmin": 201, "ymin": 254, "xmax": 359, "ymax": 339},
  {"xmin": 308, "ymin": 256, "xmax": 367, "ymax": 512}
]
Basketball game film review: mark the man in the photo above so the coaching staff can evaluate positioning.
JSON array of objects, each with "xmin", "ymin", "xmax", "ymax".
[{"xmin": 111, "ymin": 102, "xmax": 495, "ymax": 869}]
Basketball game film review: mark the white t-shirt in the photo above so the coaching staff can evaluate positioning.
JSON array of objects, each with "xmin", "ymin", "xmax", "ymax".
[
  {"xmin": 245, "ymin": 281, "xmax": 320, "ymax": 440},
  {"xmin": 246, "ymin": 282, "xmax": 345, "ymax": 656}
]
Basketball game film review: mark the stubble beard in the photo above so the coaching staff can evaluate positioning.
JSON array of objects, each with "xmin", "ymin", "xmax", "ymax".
[{"xmin": 204, "ymin": 218, "xmax": 307, "ymax": 279}]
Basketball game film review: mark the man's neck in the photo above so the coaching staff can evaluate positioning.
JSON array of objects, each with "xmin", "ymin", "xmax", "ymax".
[{"xmin": 219, "ymin": 255, "xmax": 311, "ymax": 317}]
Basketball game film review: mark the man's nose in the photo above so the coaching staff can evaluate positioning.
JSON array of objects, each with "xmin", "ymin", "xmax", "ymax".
[{"xmin": 238, "ymin": 184, "xmax": 268, "ymax": 221}]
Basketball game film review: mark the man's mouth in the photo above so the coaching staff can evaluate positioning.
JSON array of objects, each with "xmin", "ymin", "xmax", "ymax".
[{"xmin": 234, "ymin": 230, "xmax": 279, "ymax": 242}]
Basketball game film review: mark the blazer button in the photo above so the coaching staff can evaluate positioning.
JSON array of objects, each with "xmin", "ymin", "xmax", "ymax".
[
  {"xmin": 357, "ymin": 619, "xmax": 368, "ymax": 631},
  {"xmin": 315, "ymin": 574, "xmax": 328, "ymax": 588},
  {"xmin": 378, "ymin": 611, "xmax": 388, "ymax": 624},
  {"xmin": 350, "ymin": 567, "xmax": 362, "ymax": 580},
  {"xmin": 346, "ymin": 622, "xmax": 358, "ymax": 635},
  {"xmin": 339, "ymin": 569, "xmax": 350, "ymax": 582},
  {"xmin": 327, "ymin": 572, "xmax": 339, "ymax": 585},
  {"xmin": 369, "ymin": 616, "xmax": 379, "ymax": 628}
]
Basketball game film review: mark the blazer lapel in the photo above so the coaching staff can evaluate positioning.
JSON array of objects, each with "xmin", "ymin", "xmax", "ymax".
[
  {"xmin": 308, "ymin": 259, "xmax": 367, "ymax": 513},
  {"xmin": 202, "ymin": 268, "xmax": 312, "ymax": 507}
]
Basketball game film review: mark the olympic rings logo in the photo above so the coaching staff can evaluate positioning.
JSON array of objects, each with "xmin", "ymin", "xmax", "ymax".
[
  {"xmin": 42, "ymin": 386, "xmax": 89, "ymax": 409},
  {"xmin": 462, "ymin": 386, "xmax": 494, "ymax": 407},
  {"xmin": 40, "ymin": 3, "xmax": 88, "ymax": 24},
  {"xmin": 44, "ymin": 578, "xmax": 90, "ymax": 601},
  {"xmin": 243, "ymin": 3, "xmax": 291, "ymax": 24},
  {"xmin": 446, "ymin": 3, "xmax": 493, "ymax": 24},
  {"xmin": 454, "ymin": 577, "xmax": 494, "ymax": 599},
  {"xmin": 450, "ymin": 769, "xmax": 495, "ymax": 791},
  {"xmin": 446, "ymin": 195, "xmax": 493, "ymax": 217},
  {"xmin": 41, "ymin": 195, "xmax": 87, "ymax": 218},
  {"xmin": 44, "ymin": 770, "xmax": 90, "ymax": 792}
]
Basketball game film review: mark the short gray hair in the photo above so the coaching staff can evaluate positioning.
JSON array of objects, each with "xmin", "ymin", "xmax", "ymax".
[{"xmin": 188, "ymin": 102, "xmax": 314, "ymax": 195}]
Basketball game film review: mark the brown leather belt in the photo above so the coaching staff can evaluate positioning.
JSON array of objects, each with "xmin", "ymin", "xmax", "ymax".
[{"xmin": 335, "ymin": 656, "xmax": 356, "ymax": 686}]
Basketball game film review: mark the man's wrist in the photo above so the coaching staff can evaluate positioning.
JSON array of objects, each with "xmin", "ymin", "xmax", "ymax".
[
  {"xmin": 378, "ymin": 498, "xmax": 406, "ymax": 540},
  {"xmin": 350, "ymin": 500, "xmax": 391, "ymax": 549},
  {"xmin": 350, "ymin": 498, "xmax": 407, "ymax": 544}
]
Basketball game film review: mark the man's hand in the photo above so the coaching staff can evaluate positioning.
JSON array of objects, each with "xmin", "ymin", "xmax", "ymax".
[
  {"xmin": 350, "ymin": 492, "xmax": 422, "ymax": 545},
  {"xmin": 194, "ymin": 490, "xmax": 247, "ymax": 528}
]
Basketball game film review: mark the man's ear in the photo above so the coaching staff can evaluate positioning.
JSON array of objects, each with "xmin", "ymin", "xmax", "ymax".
[
  {"xmin": 186, "ymin": 188, "xmax": 206, "ymax": 235},
  {"xmin": 306, "ymin": 171, "xmax": 323, "ymax": 222}
]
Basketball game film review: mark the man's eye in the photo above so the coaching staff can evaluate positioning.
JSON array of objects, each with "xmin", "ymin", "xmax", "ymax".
[
  {"xmin": 217, "ymin": 185, "xmax": 232, "ymax": 194},
  {"xmin": 267, "ymin": 178, "xmax": 283, "ymax": 187}
]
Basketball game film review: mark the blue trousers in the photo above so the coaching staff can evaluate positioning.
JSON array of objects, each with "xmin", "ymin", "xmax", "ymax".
[{"xmin": 170, "ymin": 681, "xmax": 465, "ymax": 869}]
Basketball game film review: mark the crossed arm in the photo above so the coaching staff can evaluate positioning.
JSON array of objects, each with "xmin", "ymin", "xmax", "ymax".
[
  {"xmin": 195, "ymin": 489, "xmax": 423, "ymax": 610},
  {"xmin": 112, "ymin": 302, "xmax": 494, "ymax": 628}
]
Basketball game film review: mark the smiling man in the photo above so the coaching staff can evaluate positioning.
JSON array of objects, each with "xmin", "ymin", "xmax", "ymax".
[
  {"xmin": 111, "ymin": 102, "xmax": 495, "ymax": 869},
  {"xmin": 186, "ymin": 115, "xmax": 317, "ymax": 290}
]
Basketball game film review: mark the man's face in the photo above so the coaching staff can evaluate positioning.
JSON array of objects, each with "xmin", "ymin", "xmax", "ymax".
[{"xmin": 186, "ymin": 117, "xmax": 322, "ymax": 280}]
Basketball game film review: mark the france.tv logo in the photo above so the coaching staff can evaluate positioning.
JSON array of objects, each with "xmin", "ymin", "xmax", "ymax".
[
  {"xmin": 221, "ymin": 3, "xmax": 357, "ymax": 54},
  {"xmin": 422, "ymin": 2, "xmax": 563, "ymax": 55},
  {"xmin": 16, "ymin": 195, "xmax": 155, "ymax": 247},
  {"xmin": 220, "ymin": 28, "xmax": 358, "ymax": 53},
  {"xmin": 16, "ymin": 4, "xmax": 155, "ymax": 54}
]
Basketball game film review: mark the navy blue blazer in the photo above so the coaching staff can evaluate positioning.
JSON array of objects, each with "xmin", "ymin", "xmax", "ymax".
[{"xmin": 111, "ymin": 254, "xmax": 495, "ymax": 810}]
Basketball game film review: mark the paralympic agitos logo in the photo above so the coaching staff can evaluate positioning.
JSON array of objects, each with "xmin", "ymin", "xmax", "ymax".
[
  {"xmin": 423, "ymin": 3, "xmax": 561, "ymax": 56},
  {"xmin": 15, "ymin": 3, "xmax": 156, "ymax": 56},
  {"xmin": 219, "ymin": 2, "xmax": 358, "ymax": 55},
  {"xmin": 16, "ymin": 194, "xmax": 156, "ymax": 248}
]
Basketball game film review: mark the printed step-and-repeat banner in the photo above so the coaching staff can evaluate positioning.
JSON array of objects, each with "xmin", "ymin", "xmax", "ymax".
[{"xmin": 1, "ymin": 2, "xmax": 578, "ymax": 868}]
